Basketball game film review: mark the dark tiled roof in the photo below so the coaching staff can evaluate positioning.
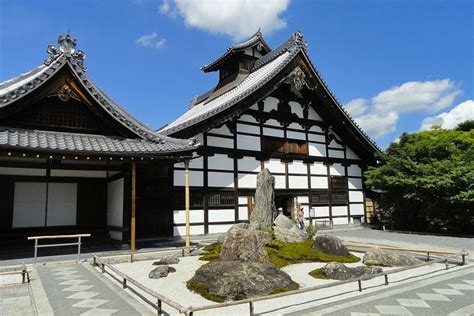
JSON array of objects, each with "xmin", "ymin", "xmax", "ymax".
[{"xmin": 0, "ymin": 128, "xmax": 197, "ymax": 156}]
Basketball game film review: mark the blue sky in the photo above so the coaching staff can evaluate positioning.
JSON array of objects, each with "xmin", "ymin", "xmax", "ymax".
[{"xmin": 1, "ymin": 0, "xmax": 472, "ymax": 149}]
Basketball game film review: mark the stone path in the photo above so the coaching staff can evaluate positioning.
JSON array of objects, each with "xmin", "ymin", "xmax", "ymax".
[
  {"xmin": 0, "ymin": 283, "xmax": 36, "ymax": 315},
  {"xmin": 36, "ymin": 263, "xmax": 152, "ymax": 316}
]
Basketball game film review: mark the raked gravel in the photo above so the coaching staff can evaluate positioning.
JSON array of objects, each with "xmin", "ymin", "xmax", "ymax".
[{"xmin": 106, "ymin": 253, "xmax": 463, "ymax": 315}]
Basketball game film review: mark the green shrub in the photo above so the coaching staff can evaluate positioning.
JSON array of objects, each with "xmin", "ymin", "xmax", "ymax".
[
  {"xmin": 308, "ymin": 268, "xmax": 327, "ymax": 279},
  {"xmin": 305, "ymin": 223, "xmax": 317, "ymax": 239}
]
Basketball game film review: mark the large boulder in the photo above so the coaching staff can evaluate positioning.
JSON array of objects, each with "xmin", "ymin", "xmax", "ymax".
[
  {"xmin": 322, "ymin": 263, "xmax": 382, "ymax": 280},
  {"xmin": 363, "ymin": 247, "xmax": 422, "ymax": 267},
  {"xmin": 274, "ymin": 225, "xmax": 307, "ymax": 243},
  {"xmin": 149, "ymin": 266, "xmax": 173, "ymax": 279},
  {"xmin": 249, "ymin": 169, "xmax": 275, "ymax": 231},
  {"xmin": 220, "ymin": 223, "xmax": 270, "ymax": 263},
  {"xmin": 273, "ymin": 213, "xmax": 296, "ymax": 230},
  {"xmin": 312, "ymin": 235, "xmax": 349, "ymax": 256},
  {"xmin": 187, "ymin": 261, "xmax": 299, "ymax": 301}
]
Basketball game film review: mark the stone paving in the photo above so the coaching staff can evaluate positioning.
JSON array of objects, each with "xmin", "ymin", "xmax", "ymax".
[{"xmin": 0, "ymin": 283, "xmax": 36, "ymax": 315}]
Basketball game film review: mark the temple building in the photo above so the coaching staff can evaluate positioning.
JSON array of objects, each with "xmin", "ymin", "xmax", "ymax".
[
  {"xmin": 0, "ymin": 34, "xmax": 198, "ymax": 246},
  {"xmin": 160, "ymin": 31, "xmax": 380, "ymax": 236}
]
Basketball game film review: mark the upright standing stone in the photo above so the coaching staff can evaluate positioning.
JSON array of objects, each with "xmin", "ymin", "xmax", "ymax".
[{"xmin": 250, "ymin": 169, "xmax": 275, "ymax": 231}]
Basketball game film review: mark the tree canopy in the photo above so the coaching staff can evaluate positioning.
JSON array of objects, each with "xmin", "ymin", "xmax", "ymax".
[{"xmin": 364, "ymin": 121, "xmax": 473, "ymax": 234}]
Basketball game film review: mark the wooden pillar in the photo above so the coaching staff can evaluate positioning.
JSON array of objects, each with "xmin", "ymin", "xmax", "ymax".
[
  {"xmin": 184, "ymin": 159, "xmax": 191, "ymax": 254},
  {"xmin": 130, "ymin": 161, "xmax": 136, "ymax": 254}
]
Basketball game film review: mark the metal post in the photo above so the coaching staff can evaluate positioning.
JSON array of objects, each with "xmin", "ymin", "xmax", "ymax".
[
  {"xmin": 157, "ymin": 299, "xmax": 162, "ymax": 315},
  {"xmin": 101, "ymin": 263, "xmax": 105, "ymax": 273},
  {"xmin": 445, "ymin": 259, "xmax": 449, "ymax": 270},
  {"xmin": 249, "ymin": 301, "xmax": 254, "ymax": 316},
  {"xmin": 77, "ymin": 236, "xmax": 82, "ymax": 262},
  {"xmin": 93, "ymin": 255, "xmax": 97, "ymax": 267},
  {"xmin": 426, "ymin": 252, "xmax": 430, "ymax": 262},
  {"xmin": 34, "ymin": 239, "xmax": 38, "ymax": 263},
  {"xmin": 384, "ymin": 274, "xmax": 388, "ymax": 286},
  {"xmin": 358, "ymin": 280, "xmax": 362, "ymax": 292},
  {"xmin": 184, "ymin": 159, "xmax": 191, "ymax": 255},
  {"xmin": 22, "ymin": 270, "xmax": 26, "ymax": 284},
  {"xmin": 461, "ymin": 254, "xmax": 465, "ymax": 266},
  {"xmin": 122, "ymin": 278, "xmax": 127, "ymax": 289}
]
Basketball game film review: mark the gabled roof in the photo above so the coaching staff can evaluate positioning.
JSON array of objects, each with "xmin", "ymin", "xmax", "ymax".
[
  {"xmin": 0, "ymin": 34, "xmax": 199, "ymax": 155},
  {"xmin": 159, "ymin": 31, "xmax": 380, "ymax": 155},
  {"xmin": 201, "ymin": 30, "xmax": 271, "ymax": 73}
]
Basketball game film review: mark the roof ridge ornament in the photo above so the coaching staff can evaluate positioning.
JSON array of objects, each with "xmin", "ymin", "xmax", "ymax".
[
  {"xmin": 44, "ymin": 33, "xmax": 87, "ymax": 71},
  {"xmin": 290, "ymin": 30, "xmax": 308, "ymax": 51}
]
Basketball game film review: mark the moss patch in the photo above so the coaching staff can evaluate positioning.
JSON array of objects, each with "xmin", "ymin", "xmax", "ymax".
[
  {"xmin": 186, "ymin": 280, "xmax": 225, "ymax": 303},
  {"xmin": 168, "ymin": 266, "xmax": 176, "ymax": 273},
  {"xmin": 264, "ymin": 240, "xmax": 360, "ymax": 269},
  {"xmin": 199, "ymin": 243, "xmax": 222, "ymax": 262},
  {"xmin": 308, "ymin": 268, "xmax": 327, "ymax": 279},
  {"xmin": 270, "ymin": 283, "xmax": 300, "ymax": 295}
]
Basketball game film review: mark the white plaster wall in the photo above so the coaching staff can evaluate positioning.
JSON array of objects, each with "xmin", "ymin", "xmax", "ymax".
[
  {"xmin": 263, "ymin": 127, "xmax": 284, "ymax": 138},
  {"xmin": 207, "ymin": 135, "xmax": 234, "ymax": 148},
  {"xmin": 309, "ymin": 143, "xmax": 326, "ymax": 156},
  {"xmin": 348, "ymin": 178, "xmax": 363, "ymax": 190},
  {"xmin": 333, "ymin": 217, "xmax": 349, "ymax": 225},
  {"xmin": 264, "ymin": 159, "xmax": 285, "ymax": 173},
  {"xmin": 107, "ymin": 178, "xmax": 124, "ymax": 240},
  {"xmin": 249, "ymin": 103, "xmax": 259, "ymax": 110},
  {"xmin": 173, "ymin": 225, "xmax": 205, "ymax": 236},
  {"xmin": 328, "ymin": 139, "xmax": 344, "ymax": 149},
  {"xmin": 349, "ymin": 191, "xmax": 364, "ymax": 202},
  {"xmin": 238, "ymin": 156, "xmax": 261, "ymax": 172},
  {"xmin": 50, "ymin": 170, "xmax": 107, "ymax": 178},
  {"xmin": 289, "ymin": 101, "xmax": 304, "ymax": 118},
  {"xmin": 208, "ymin": 171, "xmax": 234, "ymax": 188},
  {"xmin": 288, "ymin": 160, "xmax": 307, "ymax": 174},
  {"xmin": 275, "ymin": 175, "xmax": 286, "ymax": 189},
  {"xmin": 238, "ymin": 206, "xmax": 248, "ymax": 220},
  {"xmin": 309, "ymin": 125, "xmax": 323, "ymax": 133},
  {"xmin": 238, "ymin": 173, "xmax": 257, "ymax": 188},
  {"xmin": 209, "ymin": 125, "xmax": 233, "ymax": 136},
  {"xmin": 310, "ymin": 162, "xmax": 327, "ymax": 175},
  {"xmin": 288, "ymin": 122, "xmax": 302, "ymax": 130},
  {"xmin": 287, "ymin": 131, "xmax": 306, "ymax": 141},
  {"xmin": 311, "ymin": 176, "xmax": 328, "ymax": 189},
  {"xmin": 238, "ymin": 196, "xmax": 249, "ymax": 204},
  {"xmin": 314, "ymin": 206, "xmax": 330, "ymax": 217},
  {"xmin": 297, "ymin": 196, "xmax": 309, "ymax": 204},
  {"xmin": 288, "ymin": 175, "xmax": 308, "ymax": 189},
  {"xmin": 307, "ymin": 107, "xmax": 322, "ymax": 120},
  {"xmin": 329, "ymin": 164, "xmax": 345, "ymax": 176},
  {"xmin": 332, "ymin": 206, "xmax": 348, "ymax": 216},
  {"xmin": 308, "ymin": 134, "xmax": 325, "ymax": 142},
  {"xmin": 350, "ymin": 203, "xmax": 365, "ymax": 216},
  {"xmin": 237, "ymin": 123, "xmax": 260, "ymax": 135},
  {"xmin": 12, "ymin": 182, "xmax": 47, "ymax": 228},
  {"xmin": 173, "ymin": 209, "xmax": 204, "ymax": 224},
  {"xmin": 346, "ymin": 148, "xmax": 360, "ymax": 160},
  {"xmin": 347, "ymin": 165, "xmax": 362, "ymax": 177},
  {"xmin": 47, "ymin": 183, "xmax": 77, "ymax": 226},
  {"xmin": 174, "ymin": 170, "xmax": 204, "ymax": 187},
  {"xmin": 208, "ymin": 154, "xmax": 234, "ymax": 171},
  {"xmin": 265, "ymin": 119, "xmax": 281, "ymax": 127},
  {"xmin": 208, "ymin": 209, "xmax": 235, "ymax": 222},
  {"xmin": 208, "ymin": 224, "xmax": 233, "ymax": 234},
  {"xmin": 0, "ymin": 167, "xmax": 46, "ymax": 176},
  {"xmin": 263, "ymin": 97, "xmax": 278, "ymax": 112},
  {"xmin": 328, "ymin": 149, "xmax": 345, "ymax": 159},
  {"xmin": 237, "ymin": 134, "xmax": 260, "ymax": 151},
  {"xmin": 239, "ymin": 114, "xmax": 257, "ymax": 123}
]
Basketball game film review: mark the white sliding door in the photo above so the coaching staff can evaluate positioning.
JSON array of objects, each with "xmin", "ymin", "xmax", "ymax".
[
  {"xmin": 12, "ymin": 182, "xmax": 47, "ymax": 228},
  {"xmin": 47, "ymin": 183, "xmax": 77, "ymax": 226}
]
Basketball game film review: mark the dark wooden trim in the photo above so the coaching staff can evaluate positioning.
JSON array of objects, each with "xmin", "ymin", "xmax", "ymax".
[
  {"xmin": 203, "ymin": 132, "xmax": 209, "ymax": 234},
  {"xmin": 233, "ymin": 120, "xmax": 239, "ymax": 222},
  {"xmin": 325, "ymin": 130, "xmax": 332, "ymax": 221}
]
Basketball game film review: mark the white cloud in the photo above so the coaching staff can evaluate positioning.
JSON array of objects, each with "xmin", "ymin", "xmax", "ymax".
[
  {"xmin": 353, "ymin": 112, "xmax": 399, "ymax": 138},
  {"xmin": 372, "ymin": 79, "xmax": 461, "ymax": 114},
  {"xmin": 159, "ymin": 0, "xmax": 290, "ymax": 41},
  {"xmin": 136, "ymin": 33, "xmax": 166, "ymax": 49},
  {"xmin": 344, "ymin": 79, "xmax": 462, "ymax": 139},
  {"xmin": 344, "ymin": 98, "xmax": 368, "ymax": 117},
  {"xmin": 420, "ymin": 100, "xmax": 474, "ymax": 130}
]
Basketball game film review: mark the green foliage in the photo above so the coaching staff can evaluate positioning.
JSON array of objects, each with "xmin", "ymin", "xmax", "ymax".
[
  {"xmin": 456, "ymin": 120, "xmax": 474, "ymax": 132},
  {"xmin": 199, "ymin": 243, "xmax": 222, "ymax": 262},
  {"xmin": 264, "ymin": 240, "xmax": 360, "ymax": 269},
  {"xmin": 305, "ymin": 223, "xmax": 317, "ymax": 239},
  {"xmin": 308, "ymin": 268, "xmax": 327, "ymax": 279},
  {"xmin": 365, "ymin": 125, "xmax": 474, "ymax": 234}
]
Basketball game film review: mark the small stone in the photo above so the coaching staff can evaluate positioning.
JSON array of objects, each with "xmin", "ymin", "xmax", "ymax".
[
  {"xmin": 149, "ymin": 266, "xmax": 169, "ymax": 279},
  {"xmin": 322, "ymin": 262, "xmax": 382, "ymax": 280},
  {"xmin": 312, "ymin": 235, "xmax": 349, "ymax": 256},
  {"xmin": 363, "ymin": 247, "xmax": 422, "ymax": 267}
]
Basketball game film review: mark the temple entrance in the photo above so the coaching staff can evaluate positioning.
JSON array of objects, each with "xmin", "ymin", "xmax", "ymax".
[{"xmin": 275, "ymin": 193, "xmax": 296, "ymax": 221}]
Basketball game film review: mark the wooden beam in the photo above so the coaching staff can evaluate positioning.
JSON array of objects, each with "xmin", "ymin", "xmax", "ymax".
[
  {"xmin": 130, "ymin": 161, "xmax": 136, "ymax": 254},
  {"xmin": 184, "ymin": 159, "xmax": 190, "ymax": 254}
]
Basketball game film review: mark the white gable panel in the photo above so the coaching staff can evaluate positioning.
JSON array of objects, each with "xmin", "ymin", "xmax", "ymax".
[
  {"xmin": 237, "ymin": 123, "xmax": 260, "ymax": 135},
  {"xmin": 263, "ymin": 97, "xmax": 278, "ymax": 112},
  {"xmin": 265, "ymin": 159, "xmax": 285, "ymax": 173},
  {"xmin": 308, "ymin": 133, "xmax": 325, "ymax": 142},
  {"xmin": 263, "ymin": 126, "xmax": 284, "ymax": 138},
  {"xmin": 289, "ymin": 175, "xmax": 308, "ymax": 189},
  {"xmin": 347, "ymin": 165, "xmax": 362, "ymax": 177},
  {"xmin": 265, "ymin": 119, "xmax": 281, "ymax": 127},
  {"xmin": 209, "ymin": 125, "xmax": 233, "ymax": 136},
  {"xmin": 288, "ymin": 122, "xmax": 302, "ymax": 130},
  {"xmin": 237, "ymin": 134, "xmax": 260, "ymax": 151},
  {"xmin": 288, "ymin": 160, "xmax": 307, "ymax": 174},
  {"xmin": 329, "ymin": 149, "xmax": 345, "ymax": 159},
  {"xmin": 208, "ymin": 154, "xmax": 234, "ymax": 171},
  {"xmin": 308, "ymin": 107, "xmax": 322, "ymax": 120},
  {"xmin": 309, "ymin": 143, "xmax": 326, "ymax": 156},
  {"xmin": 208, "ymin": 171, "xmax": 234, "ymax": 188},
  {"xmin": 239, "ymin": 114, "xmax": 257, "ymax": 123},
  {"xmin": 289, "ymin": 101, "xmax": 304, "ymax": 118},
  {"xmin": 238, "ymin": 173, "xmax": 257, "ymax": 188},
  {"xmin": 287, "ymin": 130, "xmax": 306, "ymax": 140},
  {"xmin": 309, "ymin": 125, "xmax": 324, "ymax": 133},
  {"xmin": 346, "ymin": 148, "xmax": 360, "ymax": 160},
  {"xmin": 348, "ymin": 178, "xmax": 363, "ymax": 190},
  {"xmin": 174, "ymin": 170, "xmax": 203, "ymax": 186},
  {"xmin": 207, "ymin": 135, "xmax": 234, "ymax": 148},
  {"xmin": 238, "ymin": 156, "xmax": 261, "ymax": 172},
  {"xmin": 330, "ymin": 163, "xmax": 345, "ymax": 176},
  {"xmin": 249, "ymin": 103, "xmax": 259, "ymax": 110},
  {"xmin": 310, "ymin": 162, "xmax": 326, "ymax": 175},
  {"xmin": 311, "ymin": 176, "xmax": 328, "ymax": 189}
]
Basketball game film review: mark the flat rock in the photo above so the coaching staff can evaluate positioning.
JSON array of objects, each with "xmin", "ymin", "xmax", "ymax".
[
  {"xmin": 220, "ymin": 223, "xmax": 270, "ymax": 263},
  {"xmin": 312, "ymin": 235, "xmax": 349, "ymax": 256},
  {"xmin": 153, "ymin": 255, "xmax": 179, "ymax": 265},
  {"xmin": 363, "ymin": 247, "xmax": 422, "ymax": 267},
  {"xmin": 274, "ymin": 225, "xmax": 307, "ymax": 243},
  {"xmin": 273, "ymin": 214, "xmax": 295, "ymax": 230},
  {"xmin": 249, "ymin": 169, "xmax": 275, "ymax": 231},
  {"xmin": 322, "ymin": 262, "xmax": 382, "ymax": 280},
  {"xmin": 149, "ymin": 266, "xmax": 170, "ymax": 279},
  {"xmin": 187, "ymin": 261, "xmax": 298, "ymax": 301}
]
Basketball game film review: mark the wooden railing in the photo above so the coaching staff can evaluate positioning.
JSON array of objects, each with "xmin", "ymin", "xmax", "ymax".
[
  {"xmin": 27, "ymin": 234, "xmax": 91, "ymax": 263},
  {"xmin": 93, "ymin": 249, "xmax": 468, "ymax": 316}
]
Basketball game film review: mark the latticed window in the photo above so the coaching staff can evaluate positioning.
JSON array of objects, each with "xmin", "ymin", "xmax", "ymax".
[
  {"xmin": 330, "ymin": 176, "xmax": 348, "ymax": 205},
  {"xmin": 173, "ymin": 190, "xmax": 205, "ymax": 209},
  {"xmin": 311, "ymin": 190, "xmax": 330, "ymax": 205},
  {"xmin": 208, "ymin": 192, "xmax": 235, "ymax": 207}
]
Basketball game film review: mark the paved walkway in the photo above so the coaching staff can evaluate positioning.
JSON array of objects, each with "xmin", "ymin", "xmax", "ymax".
[
  {"xmin": 0, "ymin": 283, "xmax": 36, "ymax": 315},
  {"xmin": 35, "ymin": 263, "xmax": 152, "ymax": 315}
]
